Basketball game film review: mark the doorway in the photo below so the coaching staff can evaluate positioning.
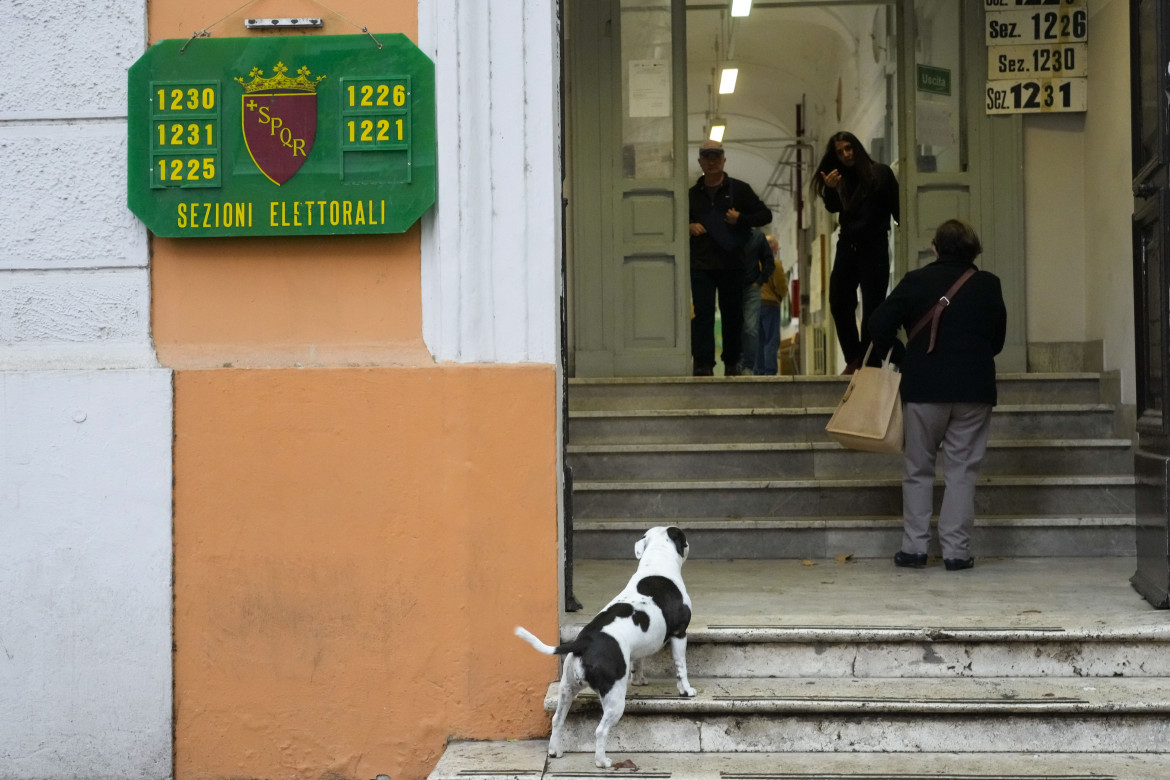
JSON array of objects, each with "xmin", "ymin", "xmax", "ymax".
[{"xmin": 564, "ymin": 0, "xmax": 1026, "ymax": 378}]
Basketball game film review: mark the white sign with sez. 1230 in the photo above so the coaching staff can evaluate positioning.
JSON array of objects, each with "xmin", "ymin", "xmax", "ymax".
[{"xmin": 988, "ymin": 43, "xmax": 1086, "ymax": 79}]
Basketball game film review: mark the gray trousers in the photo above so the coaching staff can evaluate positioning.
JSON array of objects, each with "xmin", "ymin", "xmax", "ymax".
[{"xmin": 901, "ymin": 401, "xmax": 993, "ymax": 560}]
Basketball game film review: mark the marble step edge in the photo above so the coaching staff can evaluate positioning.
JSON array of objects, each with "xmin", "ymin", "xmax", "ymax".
[
  {"xmin": 430, "ymin": 740, "xmax": 1170, "ymax": 780},
  {"xmin": 570, "ymin": 404, "xmax": 1113, "ymax": 419},
  {"xmin": 540, "ymin": 676, "xmax": 1170, "ymax": 715},
  {"xmin": 572, "ymin": 475, "xmax": 1136, "ymax": 491},
  {"xmin": 569, "ymin": 372, "xmax": 1106, "ymax": 386},
  {"xmin": 556, "ymin": 618, "xmax": 1170, "ymax": 645},
  {"xmin": 568, "ymin": 438, "xmax": 1133, "ymax": 454},
  {"xmin": 573, "ymin": 514, "xmax": 1136, "ymax": 530}
]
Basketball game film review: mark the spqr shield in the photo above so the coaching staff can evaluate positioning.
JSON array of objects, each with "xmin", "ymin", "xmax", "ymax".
[{"xmin": 241, "ymin": 91, "xmax": 318, "ymax": 185}]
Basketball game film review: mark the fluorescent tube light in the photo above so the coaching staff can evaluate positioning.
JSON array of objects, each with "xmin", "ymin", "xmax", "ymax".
[
  {"xmin": 719, "ymin": 67, "xmax": 739, "ymax": 94},
  {"xmin": 709, "ymin": 120, "xmax": 726, "ymax": 142},
  {"xmin": 731, "ymin": 0, "xmax": 752, "ymax": 17}
]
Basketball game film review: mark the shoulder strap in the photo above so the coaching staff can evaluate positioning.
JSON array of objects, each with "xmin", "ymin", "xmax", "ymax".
[{"xmin": 907, "ymin": 267, "xmax": 977, "ymax": 354}]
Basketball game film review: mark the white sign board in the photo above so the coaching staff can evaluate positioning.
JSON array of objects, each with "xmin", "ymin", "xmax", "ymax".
[
  {"xmin": 985, "ymin": 77, "xmax": 1087, "ymax": 114},
  {"xmin": 988, "ymin": 43, "xmax": 1087, "ymax": 79},
  {"xmin": 985, "ymin": 7, "xmax": 1088, "ymax": 46},
  {"xmin": 984, "ymin": 0, "xmax": 1084, "ymax": 7}
]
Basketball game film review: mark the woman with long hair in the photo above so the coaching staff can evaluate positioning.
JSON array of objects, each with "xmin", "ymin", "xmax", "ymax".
[{"xmin": 811, "ymin": 131, "xmax": 900, "ymax": 373}]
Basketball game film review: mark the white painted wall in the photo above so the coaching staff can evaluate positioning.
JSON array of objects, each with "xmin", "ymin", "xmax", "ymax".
[
  {"xmin": 1083, "ymin": 0, "xmax": 1135, "ymax": 401},
  {"xmin": 1, "ymin": 2, "xmax": 174, "ymax": 777},
  {"xmin": 418, "ymin": 0, "xmax": 562, "ymax": 366},
  {"xmin": 1022, "ymin": 0, "xmax": 1134, "ymax": 402}
]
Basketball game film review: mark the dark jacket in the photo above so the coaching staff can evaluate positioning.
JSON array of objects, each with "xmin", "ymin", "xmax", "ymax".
[
  {"xmin": 868, "ymin": 255, "xmax": 1007, "ymax": 405},
  {"xmin": 820, "ymin": 162, "xmax": 899, "ymax": 244},
  {"xmin": 689, "ymin": 175, "xmax": 772, "ymax": 271},
  {"xmin": 742, "ymin": 229, "xmax": 775, "ymax": 286}
]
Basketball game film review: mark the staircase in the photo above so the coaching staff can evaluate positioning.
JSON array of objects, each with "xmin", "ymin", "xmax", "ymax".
[
  {"xmin": 566, "ymin": 372, "xmax": 1135, "ymax": 560},
  {"xmin": 426, "ymin": 372, "xmax": 1170, "ymax": 780}
]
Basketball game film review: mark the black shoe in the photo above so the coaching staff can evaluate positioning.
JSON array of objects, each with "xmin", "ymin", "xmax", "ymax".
[
  {"xmin": 724, "ymin": 364, "xmax": 742, "ymax": 377},
  {"xmin": 693, "ymin": 365, "xmax": 714, "ymax": 377},
  {"xmin": 893, "ymin": 551, "xmax": 928, "ymax": 568},
  {"xmin": 944, "ymin": 557, "xmax": 975, "ymax": 571}
]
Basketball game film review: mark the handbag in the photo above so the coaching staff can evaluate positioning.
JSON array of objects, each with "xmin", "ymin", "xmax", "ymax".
[{"xmin": 824, "ymin": 345, "xmax": 903, "ymax": 453}]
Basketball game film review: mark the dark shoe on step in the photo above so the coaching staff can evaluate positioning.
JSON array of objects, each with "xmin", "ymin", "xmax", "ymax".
[
  {"xmin": 893, "ymin": 551, "xmax": 928, "ymax": 568},
  {"xmin": 944, "ymin": 557, "xmax": 975, "ymax": 571},
  {"xmin": 724, "ymin": 364, "xmax": 743, "ymax": 377},
  {"xmin": 693, "ymin": 365, "xmax": 715, "ymax": 377}
]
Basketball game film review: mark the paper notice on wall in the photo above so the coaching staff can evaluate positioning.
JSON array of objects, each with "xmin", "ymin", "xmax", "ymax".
[
  {"xmin": 916, "ymin": 100, "xmax": 957, "ymax": 148},
  {"xmin": 629, "ymin": 60, "xmax": 671, "ymax": 118}
]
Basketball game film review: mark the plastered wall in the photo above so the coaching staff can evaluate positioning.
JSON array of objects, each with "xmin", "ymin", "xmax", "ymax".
[
  {"xmin": 1, "ymin": 2, "xmax": 175, "ymax": 779},
  {"xmin": 147, "ymin": 2, "xmax": 563, "ymax": 780}
]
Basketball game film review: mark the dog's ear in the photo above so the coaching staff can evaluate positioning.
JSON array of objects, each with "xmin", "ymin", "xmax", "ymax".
[
  {"xmin": 667, "ymin": 526, "xmax": 688, "ymax": 560},
  {"xmin": 634, "ymin": 533, "xmax": 648, "ymax": 559}
]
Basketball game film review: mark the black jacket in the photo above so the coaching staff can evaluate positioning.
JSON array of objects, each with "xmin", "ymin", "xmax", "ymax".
[
  {"xmin": 820, "ymin": 163, "xmax": 899, "ymax": 243},
  {"xmin": 868, "ymin": 255, "xmax": 1007, "ymax": 405},
  {"xmin": 689, "ymin": 175, "xmax": 772, "ymax": 271},
  {"xmin": 742, "ymin": 229, "xmax": 775, "ymax": 286}
]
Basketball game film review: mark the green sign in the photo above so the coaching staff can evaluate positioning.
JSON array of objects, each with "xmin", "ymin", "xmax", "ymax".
[
  {"xmin": 916, "ymin": 64, "xmax": 952, "ymax": 96},
  {"xmin": 128, "ymin": 35, "xmax": 436, "ymax": 237}
]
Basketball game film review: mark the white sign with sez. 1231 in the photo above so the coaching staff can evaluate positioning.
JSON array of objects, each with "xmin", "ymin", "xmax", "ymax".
[{"xmin": 986, "ymin": 77, "xmax": 1087, "ymax": 114}]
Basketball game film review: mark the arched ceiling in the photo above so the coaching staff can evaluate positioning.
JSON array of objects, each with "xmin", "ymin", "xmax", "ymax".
[{"xmin": 685, "ymin": 2, "xmax": 890, "ymax": 208}]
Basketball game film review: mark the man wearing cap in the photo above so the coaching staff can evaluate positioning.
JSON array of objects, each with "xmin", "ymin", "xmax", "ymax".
[{"xmin": 688, "ymin": 139, "xmax": 773, "ymax": 376}]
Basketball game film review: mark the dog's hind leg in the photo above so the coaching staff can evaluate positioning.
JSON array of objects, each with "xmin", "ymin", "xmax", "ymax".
[
  {"xmin": 547, "ymin": 655, "xmax": 585, "ymax": 759},
  {"xmin": 629, "ymin": 657, "xmax": 646, "ymax": 686},
  {"xmin": 669, "ymin": 635, "xmax": 696, "ymax": 697},
  {"xmin": 593, "ymin": 682, "xmax": 628, "ymax": 769}
]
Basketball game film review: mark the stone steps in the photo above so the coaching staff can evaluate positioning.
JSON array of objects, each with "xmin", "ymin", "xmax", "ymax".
[
  {"xmin": 568, "ymin": 438, "xmax": 1133, "ymax": 480},
  {"xmin": 572, "ymin": 475, "xmax": 1134, "ymax": 519},
  {"xmin": 567, "ymin": 373, "xmax": 1109, "ymax": 410},
  {"xmin": 568, "ymin": 404, "xmax": 1120, "ymax": 444},
  {"xmin": 428, "ymin": 560, "xmax": 1169, "ymax": 778},
  {"xmin": 431, "ymin": 740, "xmax": 1170, "ymax": 780},
  {"xmin": 572, "ymin": 515, "xmax": 1136, "ymax": 559},
  {"xmin": 564, "ymin": 372, "xmax": 1133, "ymax": 560}
]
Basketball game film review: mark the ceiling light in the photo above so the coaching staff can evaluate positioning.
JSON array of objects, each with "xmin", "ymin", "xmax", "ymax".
[
  {"xmin": 709, "ymin": 119, "xmax": 726, "ymax": 142},
  {"xmin": 718, "ymin": 66, "xmax": 739, "ymax": 94},
  {"xmin": 731, "ymin": 0, "xmax": 752, "ymax": 17}
]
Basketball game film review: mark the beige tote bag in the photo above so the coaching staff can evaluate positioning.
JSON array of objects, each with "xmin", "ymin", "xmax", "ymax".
[{"xmin": 824, "ymin": 346, "xmax": 903, "ymax": 453}]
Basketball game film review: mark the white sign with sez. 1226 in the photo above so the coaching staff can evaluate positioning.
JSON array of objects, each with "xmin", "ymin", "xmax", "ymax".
[{"xmin": 985, "ymin": 5, "xmax": 1087, "ymax": 46}]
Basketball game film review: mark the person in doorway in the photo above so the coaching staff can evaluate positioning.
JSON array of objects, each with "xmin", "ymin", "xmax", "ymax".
[
  {"xmin": 738, "ymin": 228, "xmax": 776, "ymax": 376},
  {"xmin": 689, "ymin": 139, "xmax": 773, "ymax": 377},
  {"xmin": 811, "ymin": 131, "xmax": 899, "ymax": 374},
  {"xmin": 868, "ymin": 218, "xmax": 1007, "ymax": 571},
  {"xmin": 755, "ymin": 235, "xmax": 788, "ymax": 376}
]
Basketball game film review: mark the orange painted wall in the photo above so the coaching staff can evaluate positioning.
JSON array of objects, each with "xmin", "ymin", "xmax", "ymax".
[
  {"xmin": 174, "ymin": 368, "xmax": 558, "ymax": 780},
  {"xmin": 149, "ymin": 0, "xmax": 432, "ymax": 371},
  {"xmin": 151, "ymin": 2, "xmax": 562, "ymax": 779}
]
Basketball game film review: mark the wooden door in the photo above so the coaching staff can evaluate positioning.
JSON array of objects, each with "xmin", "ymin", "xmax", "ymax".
[
  {"xmin": 566, "ymin": 0, "xmax": 690, "ymax": 377},
  {"xmin": 1130, "ymin": 0, "xmax": 1170, "ymax": 608}
]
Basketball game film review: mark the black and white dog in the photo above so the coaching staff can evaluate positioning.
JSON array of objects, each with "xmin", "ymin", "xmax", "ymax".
[{"xmin": 514, "ymin": 525, "xmax": 696, "ymax": 768}]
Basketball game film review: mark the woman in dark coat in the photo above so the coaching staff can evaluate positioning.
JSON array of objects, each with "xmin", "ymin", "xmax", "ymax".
[
  {"xmin": 811, "ymin": 131, "xmax": 899, "ymax": 374},
  {"xmin": 868, "ymin": 219, "xmax": 1007, "ymax": 571}
]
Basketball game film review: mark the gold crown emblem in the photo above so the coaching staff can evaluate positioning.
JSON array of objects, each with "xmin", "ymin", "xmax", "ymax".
[{"xmin": 235, "ymin": 62, "xmax": 326, "ymax": 94}]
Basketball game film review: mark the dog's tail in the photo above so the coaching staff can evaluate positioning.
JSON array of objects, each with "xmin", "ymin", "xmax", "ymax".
[
  {"xmin": 513, "ymin": 626, "xmax": 560, "ymax": 654},
  {"xmin": 514, "ymin": 625, "xmax": 591, "ymax": 657}
]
